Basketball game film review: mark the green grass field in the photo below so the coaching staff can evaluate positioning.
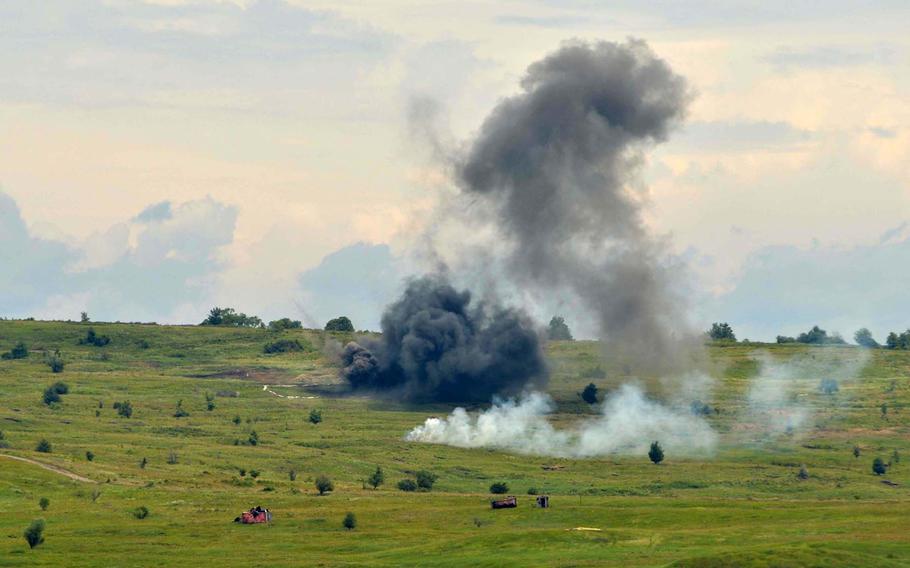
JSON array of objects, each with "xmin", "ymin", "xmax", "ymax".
[{"xmin": 0, "ymin": 320, "xmax": 908, "ymax": 567}]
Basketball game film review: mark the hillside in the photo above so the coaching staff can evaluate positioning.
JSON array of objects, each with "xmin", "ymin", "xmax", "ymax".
[{"xmin": 0, "ymin": 320, "xmax": 908, "ymax": 567}]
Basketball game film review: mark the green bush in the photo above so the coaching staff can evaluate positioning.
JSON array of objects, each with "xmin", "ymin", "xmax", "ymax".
[
  {"xmin": 24, "ymin": 519, "xmax": 45, "ymax": 549},
  {"xmin": 547, "ymin": 316, "xmax": 573, "ymax": 340},
  {"xmin": 268, "ymin": 318, "xmax": 302, "ymax": 331},
  {"xmin": 200, "ymin": 307, "xmax": 262, "ymax": 328},
  {"xmin": 309, "ymin": 409, "xmax": 323, "ymax": 425},
  {"xmin": 173, "ymin": 400, "xmax": 189, "ymax": 418},
  {"xmin": 368, "ymin": 466, "xmax": 384, "ymax": 489},
  {"xmin": 263, "ymin": 339, "xmax": 304, "ymax": 354},
  {"xmin": 324, "ymin": 316, "xmax": 354, "ymax": 332},
  {"xmin": 86, "ymin": 451, "xmax": 95, "ymax": 461},
  {"xmin": 415, "ymin": 470, "xmax": 438, "ymax": 491},
  {"xmin": 42, "ymin": 387, "xmax": 61, "ymax": 406},
  {"xmin": 39, "ymin": 497, "xmax": 49, "ymax": 511},
  {"xmin": 580, "ymin": 383, "xmax": 598, "ymax": 404},
  {"xmin": 315, "ymin": 475, "xmax": 334, "ymax": 495},
  {"xmin": 79, "ymin": 328, "xmax": 111, "ymax": 347},
  {"xmin": 46, "ymin": 351, "xmax": 65, "ymax": 373},
  {"xmin": 397, "ymin": 479, "xmax": 417, "ymax": 492},
  {"xmin": 114, "ymin": 401, "xmax": 133, "ymax": 418},
  {"xmin": 1, "ymin": 341, "xmax": 28, "ymax": 360},
  {"xmin": 873, "ymin": 457, "xmax": 887, "ymax": 475},
  {"xmin": 707, "ymin": 322, "xmax": 736, "ymax": 341},
  {"xmin": 132, "ymin": 506, "xmax": 150, "ymax": 519},
  {"xmin": 649, "ymin": 441, "xmax": 664, "ymax": 465},
  {"xmin": 35, "ymin": 439, "xmax": 52, "ymax": 453},
  {"xmin": 343, "ymin": 512, "xmax": 357, "ymax": 530},
  {"xmin": 490, "ymin": 482, "xmax": 509, "ymax": 494}
]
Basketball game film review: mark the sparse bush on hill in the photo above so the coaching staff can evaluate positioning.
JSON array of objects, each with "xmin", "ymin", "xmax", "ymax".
[
  {"xmin": 325, "ymin": 316, "xmax": 354, "ymax": 332},
  {"xmin": 35, "ymin": 439, "xmax": 52, "ymax": 453},
  {"xmin": 248, "ymin": 430, "xmax": 259, "ymax": 446},
  {"xmin": 527, "ymin": 487, "xmax": 538, "ymax": 495},
  {"xmin": 200, "ymin": 307, "xmax": 262, "ymax": 328},
  {"xmin": 268, "ymin": 318, "xmax": 302, "ymax": 331},
  {"xmin": 173, "ymin": 400, "xmax": 189, "ymax": 418},
  {"xmin": 315, "ymin": 475, "xmax": 334, "ymax": 495},
  {"xmin": 136, "ymin": 339, "xmax": 150, "ymax": 349},
  {"xmin": 776, "ymin": 335, "xmax": 796, "ymax": 344},
  {"xmin": 39, "ymin": 497, "xmax": 49, "ymax": 511},
  {"xmin": 46, "ymin": 350, "xmax": 65, "ymax": 373},
  {"xmin": 490, "ymin": 482, "xmax": 509, "ymax": 494},
  {"xmin": 43, "ymin": 387, "xmax": 61, "ymax": 406},
  {"xmin": 873, "ymin": 457, "xmax": 887, "ymax": 475},
  {"xmin": 707, "ymin": 322, "xmax": 736, "ymax": 342},
  {"xmin": 86, "ymin": 451, "xmax": 95, "ymax": 461},
  {"xmin": 309, "ymin": 409, "xmax": 323, "ymax": 425},
  {"xmin": 79, "ymin": 328, "xmax": 111, "ymax": 347},
  {"xmin": 795, "ymin": 325, "xmax": 846, "ymax": 345},
  {"xmin": 24, "ymin": 519, "xmax": 45, "ymax": 549},
  {"xmin": 132, "ymin": 506, "xmax": 150, "ymax": 519},
  {"xmin": 367, "ymin": 466, "xmax": 384, "ymax": 489},
  {"xmin": 114, "ymin": 401, "xmax": 133, "ymax": 418},
  {"xmin": 343, "ymin": 512, "xmax": 357, "ymax": 530},
  {"xmin": 885, "ymin": 330, "xmax": 910, "ymax": 350},
  {"xmin": 166, "ymin": 452, "xmax": 178, "ymax": 465},
  {"xmin": 397, "ymin": 479, "xmax": 417, "ymax": 492},
  {"xmin": 263, "ymin": 339, "xmax": 304, "ymax": 354},
  {"xmin": 139, "ymin": 457, "xmax": 147, "ymax": 469},
  {"xmin": 580, "ymin": 382, "xmax": 598, "ymax": 405},
  {"xmin": 2, "ymin": 341, "xmax": 28, "ymax": 360},
  {"xmin": 819, "ymin": 378, "xmax": 839, "ymax": 395},
  {"xmin": 853, "ymin": 446, "xmax": 861, "ymax": 458},
  {"xmin": 205, "ymin": 392, "xmax": 215, "ymax": 411},
  {"xmin": 0, "ymin": 430, "xmax": 8, "ymax": 449},
  {"xmin": 415, "ymin": 470, "xmax": 438, "ymax": 491},
  {"xmin": 547, "ymin": 316, "xmax": 573, "ymax": 341},
  {"xmin": 648, "ymin": 441, "xmax": 664, "ymax": 465},
  {"xmin": 854, "ymin": 328, "xmax": 879, "ymax": 348},
  {"xmin": 797, "ymin": 465, "xmax": 809, "ymax": 480}
]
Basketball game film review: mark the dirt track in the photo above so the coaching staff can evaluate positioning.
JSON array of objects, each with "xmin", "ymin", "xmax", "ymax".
[{"xmin": 0, "ymin": 453, "xmax": 95, "ymax": 483}]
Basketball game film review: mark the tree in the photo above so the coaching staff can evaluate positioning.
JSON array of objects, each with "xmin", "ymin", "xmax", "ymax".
[
  {"xmin": 35, "ymin": 439, "xmax": 52, "ymax": 453},
  {"xmin": 315, "ymin": 475, "xmax": 334, "ymax": 495},
  {"xmin": 580, "ymin": 383, "xmax": 598, "ymax": 405},
  {"xmin": 415, "ymin": 470, "xmax": 438, "ymax": 491},
  {"xmin": 46, "ymin": 351, "xmax": 65, "ymax": 373},
  {"xmin": 648, "ymin": 441, "xmax": 664, "ymax": 465},
  {"xmin": 248, "ymin": 430, "xmax": 259, "ymax": 446},
  {"xmin": 2, "ymin": 341, "xmax": 28, "ymax": 360},
  {"xmin": 114, "ymin": 401, "xmax": 133, "ymax": 418},
  {"xmin": 79, "ymin": 328, "xmax": 111, "ymax": 347},
  {"xmin": 324, "ymin": 316, "xmax": 354, "ymax": 332},
  {"xmin": 853, "ymin": 446, "xmax": 861, "ymax": 459},
  {"xmin": 263, "ymin": 339, "xmax": 304, "ymax": 354},
  {"xmin": 268, "ymin": 318, "xmax": 302, "ymax": 331},
  {"xmin": 547, "ymin": 316, "xmax": 573, "ymax": 341},
  {"xmin": 776, "ymin": 335, "xmax": 797, "ymax": 344},
  {"xmin": 42, "ymin": 387, "xmax": 61, "ymax": 406},
  {"xmin": 368, "ymin": 466, "xmax": 384, "ymax": 489},
  {"xmin": 205, "ymin": 392, "xmax": 215, "ymax": 411},
  {"xmin": 140, "ymin": 457, "xmax": 148, "ymax": 469},
  {"xmin": 795, "ymin": 325, "xmax": 846, "ymax": 345},
  {"xmin": 39, "ymin": 497, "xmax": 49, "ymax": 511},
  {"xmin": 873, "ymin": 457, "xmax": 887, "ymax": 475},
  {"xmin": 490, "ymin": 482, "xmax": 509, "ymax": 494},
  {"xmin": 80, "ymin": 311, "xmax": 90, "ymax": 323},
  {"xmin": 200, "ymin": 307, "xmax": 262, "ymax": 328},
  {"xmin": 886, "ymin": 332, "xmax": 900, "ymax": 350},
  {"xmin": 397, "ymin": 479, "xmax": 417, "ymax": 492},
  {"xmin": 23, "ymin": 519, "xmax": 45, "ymax": 549},
  {"xmin": 707, "ymin": 322, "xmax": 736, "ymax": 342},
  {"xmin": 342, "ymin": 512, "xmax": 357, "ymax": 530},
  {"xmin": 86, "ymin": 451, "xmax": 94, "ymax": 461},
  {"xmin": 309, "ymin": 409, "xmax": 323, "ymax": 425},
  {"xmin": 854, "ymin": 328, "xmax": 879, "ymax": 348}
]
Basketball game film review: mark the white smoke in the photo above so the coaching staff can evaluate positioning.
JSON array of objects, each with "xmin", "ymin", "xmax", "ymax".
[
  {"xmin": 741, "ymin": 349, "xmax": 871, "ymax": 439},
  {"xmin": 406, "ymin": 384, "xmax": 717, "ymax": 457}
]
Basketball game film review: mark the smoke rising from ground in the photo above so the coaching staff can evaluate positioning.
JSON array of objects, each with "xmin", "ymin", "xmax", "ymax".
[
  {"xmin": 340, "ymin": 276, "xmax": 547, "ymax": 402},
  {"xmin": 450, "ymin": 39, "xmax": 697, "ymax": 374},
  {"xmin": 406, "ymin": 385, "xmax": 717, "ymax": 457}
]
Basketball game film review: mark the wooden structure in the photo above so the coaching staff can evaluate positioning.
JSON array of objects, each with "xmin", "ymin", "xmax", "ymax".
[
  {"xmin": 491, "ymin": 496, "xmax": 517, "ymax": 509},
  {"xmin": 536, "ymin": 495, "xmax": 549, "ymax": 508}
]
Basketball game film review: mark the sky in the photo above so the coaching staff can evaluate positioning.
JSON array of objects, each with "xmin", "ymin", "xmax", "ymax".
[{"xmin": 1, "ymin": 0, "xmax": 909, "ymax": 341}]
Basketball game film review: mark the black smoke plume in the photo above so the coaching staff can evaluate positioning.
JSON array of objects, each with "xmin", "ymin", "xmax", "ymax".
[
  {"xmin": 341, "ymin": 276, "xmax": 547, "ymax": 402},
  {"xmin": 453, "ymin": 39, "xmax": 698, "ymax": 374}
]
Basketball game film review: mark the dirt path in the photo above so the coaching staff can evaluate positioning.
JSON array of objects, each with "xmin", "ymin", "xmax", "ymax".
[{"xmin": 0, "ymin": 453, "xmax": 95, "ymax": 483}]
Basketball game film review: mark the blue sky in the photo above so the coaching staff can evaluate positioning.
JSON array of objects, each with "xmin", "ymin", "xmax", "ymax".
[{"xmin": 1, "ymin": 0, "xmax": 908, "ymax": 341}]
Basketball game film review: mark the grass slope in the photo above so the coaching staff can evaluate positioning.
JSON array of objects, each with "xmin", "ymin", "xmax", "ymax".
[{"xmin": 0, "ymin": 321, "xmax": 908, "ymax": 566}]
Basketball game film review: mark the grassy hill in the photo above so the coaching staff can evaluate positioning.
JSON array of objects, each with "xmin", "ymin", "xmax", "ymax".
[{"xmin": 0, "ymin": 320, "xmax": 908, "ymax": 567}]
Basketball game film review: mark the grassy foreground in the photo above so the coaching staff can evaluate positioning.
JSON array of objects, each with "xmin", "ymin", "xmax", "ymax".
[{"xmin": 0, "ymin": 320, "xmax": 908, "ymax": 567}]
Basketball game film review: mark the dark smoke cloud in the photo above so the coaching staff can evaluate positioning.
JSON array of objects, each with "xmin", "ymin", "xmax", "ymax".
[
  {"xmin": 341, "ymin": 276, "xmax": 547, "ymax": 402},
  {"xmin": 454, "ymin": 39, "xmax": 699, "ymax": 374}
]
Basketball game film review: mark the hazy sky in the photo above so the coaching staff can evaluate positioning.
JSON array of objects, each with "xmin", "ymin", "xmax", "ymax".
[{"xmin": 1, "ymin": 1, "xmax": 909, "ymax": 341}]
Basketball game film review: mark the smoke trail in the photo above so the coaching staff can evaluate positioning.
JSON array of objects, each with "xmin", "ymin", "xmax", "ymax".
[
  {"xmin": 340, "ymin": 275, "xmax": 547, "ymax": 402},
  {"xmin": 451, "ymin": 39, "xmax": 697, "ymax": 374},
  {"xmin": 406, "ymin": 385, "xmax": 716, "ymax": 457},
  {"xmin": 740, "ymin": 349, "xmax": 871, "ymax": 439}
]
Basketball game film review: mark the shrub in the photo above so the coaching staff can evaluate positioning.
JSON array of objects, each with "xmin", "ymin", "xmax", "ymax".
[
  {"xmin": 873, "ymin": 457, "xmax": 887, "ymax": 475},
  {"xmin": 795, "ymin": 325, "xmax": 846, "ymax": 345},
  {"xmin": 166, "ymin": 451, "xmax": 178, "ymax": 465},
  {"xmin": 289, "ymin": 469, "xmax": 297, "ymax": 481},
  {"xmin": 707, "ymin": 322, "xmax": 736, "ymax": 341},
  {"xmin": 35, "ymin": 439, "xmax": 52, "ymax": 453},
  {"xmin": 239, "ymin": 468, "xmax": 246, "ymax": 477},
  {"xmin": 248, "ymin": 431, "xmax": 259, "ymax": 446},
  {"xmin": 580, "ymin": 383, "xmax": 598, "ymax": 405},
  {"xmin": 250, "ymin": 470, "xmax": 260, "ymax": 479},
  {"xmin": 547, "ymin": 316, "xmax": 573, "ymax": 340},
  {"xmin": 853, "ymin": 446, "xmax": 861, "ymax": 458},
  {"xmin": 39, "ymin": 497, "xmax": 49, "ymax": 511},
  {"xmin": 79, "ymin": 328, "xmax": 111, "ymax": 347},
  {"xmin": 315, "ymin": 475, "xmax": 334, "ymax": 495},
  {"xmin": 415, "ymin": 470, "xmax": 438, "ymax": 491},
  {"xmin": 797, "ymin": 465, "xmax": 809, "ymax": 480},
  {"xmin": 132, "ymin": 506, "xmax": 149, "ymax": 519},
  {"xmin": 200, "ymin": 307, "xmax": 262, "ymax": 328},
  {"xmin": 854, "ymin": 328, "xmax": 879, "ymax": 348},
  {"xmin": 819, "ymin": 378, "xmax": 839, "ymax": 395},
  {"xmin": 268, "ymin": 318, "xmax": 302, "ymax": 331},
  {"xmin": 173, "ymin": 400, "xmax": 189, "ymax": 418},
  {"xmin": 1, "ymin": 341, "xmax": 28, "ymax": 360},
  {"xmin": 324, "ymin": 316, "xmax": 354, "ymax": 332},
  {"xmin": 343, "ymin": 512, "xmax": 357, "ymax": 530},
  {"xmin": 263, "ymin": 339, "xmax": 304, "ymax": 354},
  {"xmin": 397, "ymin": 479, "xmax": 417, "ymax": 492},
  {"xmin": 527, "ymin": 487, "xmax": 538, "ymax": 495},
  {"xmin": 232, "ymin": 415, "xmax": 242, "ymax": 425},
  {"xmin": 24, "ymin": 519, "xmax": 45, "ymax": 549},
  {"xmin": 490, "ymin": 482, "xmax": 509, "ymax": 494},
  {"xmin": 368, "ymin": 466, "xmax": 384, "ymax": 489},
  {"xmin": 309, "ymin": 409, "xmax": 323, "ymax": 425},
  {"xmin": 136, "ymin": 339, "xmax": 150, "ymax": 349},
  {"xmin": 91, "ymin": 489, "xmax": 101, "ymax": 503},
  {"xmin": 0, "ymin": 430, "xmax": 7, "ymax": 449},
  {"xmin": 42, "ymin": 387, "xmax": 61, "ymax": 406},
  {"xmin": 86, "ymin": 451, "xmax": 95, "ymax": 461},
  {"xmin": 114, "ymin": 401, "xmax": 133, "ymax": 418},
  {"xmin": 205, "ymin": 392, "xmax": 215, "ymax": 411},
  {"xmin": 648, "ymin": 441, "xmax": 664, "ymax": 465},
  {"xmin": 46, "ymin": 351, "xmax": 64, "ymax": 373},
  {"xmin": 80, "ymin": 311, "xmax": 90, "ymax": 323},
  {"xmin": 776, "ymin": 335, "xmax": 797, "ymax": 344},
  {"xmin": 139, "ymin": 457, "xmax": 148, "ymax": 469}
]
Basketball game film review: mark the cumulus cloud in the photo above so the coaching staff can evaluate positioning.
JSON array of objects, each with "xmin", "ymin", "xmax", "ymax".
[{"xmin": 0, "ymin": 190, "xmax": 236, "ymax": 322}]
